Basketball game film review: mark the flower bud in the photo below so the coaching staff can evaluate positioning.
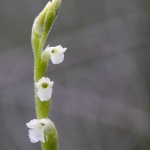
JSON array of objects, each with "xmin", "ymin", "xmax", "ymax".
[{"xmin": 32, "ymin": 1, "xmax": 52, "ymax": 36}]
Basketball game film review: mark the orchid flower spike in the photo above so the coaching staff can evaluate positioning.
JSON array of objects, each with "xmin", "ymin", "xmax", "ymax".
[
  {"xmin": 26, "ymin": 118, "xmax": 54, "ymax": 143},
  {"xmin": 35, "ymin": 77, "xmax": 54, "ymax": 101},
  {"xmin": 42, "ymin": 45, "xmax": 67, "ymax": 64}
]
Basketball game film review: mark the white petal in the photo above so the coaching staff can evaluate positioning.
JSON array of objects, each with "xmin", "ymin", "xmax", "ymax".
[
  {"xmin": 28, "ymin": 128, "xmax": 45, "ymax": 143},
  {"xmin": 26, "ymin": 119, "xmax": 40, "ymax": 128},
  {"xmin": 51, "ymin": 53, "xmax": 64, "ymax": 64}
]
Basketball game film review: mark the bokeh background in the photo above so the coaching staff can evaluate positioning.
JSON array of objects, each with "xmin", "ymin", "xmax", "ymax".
[{"xmin": 0, "ymin": 0, "xmax": 150, "ymax": 150}]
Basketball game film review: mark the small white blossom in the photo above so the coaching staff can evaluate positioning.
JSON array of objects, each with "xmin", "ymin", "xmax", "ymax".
[
  {"xmin": 26, "ymin": 118, "xmax": 54, "ymax": 143},
  {"xmin": 42, "ymin": 45, "xmax": 67, "ymax": 64},
  {"xmin": 50, "ymin": 45, "xmax": 67, "ymax": 64},
  {"xmin": 35, "ymin": 77, "xmax": 54, "ymax": 101}
]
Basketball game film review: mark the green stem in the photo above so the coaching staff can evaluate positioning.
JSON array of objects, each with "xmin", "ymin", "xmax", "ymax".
[{"xmin": 34, "ymin": 55, "xmax": 50, "ymax": 118}]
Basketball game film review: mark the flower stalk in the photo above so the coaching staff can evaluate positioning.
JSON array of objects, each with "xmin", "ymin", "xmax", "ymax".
[
  {"xmin": 26, "ymin": 1, "xmax": 66, "ymax": 150},
  {"xmin": 32, "ymin": 0, "xmax": 62, "ymax": 119}
]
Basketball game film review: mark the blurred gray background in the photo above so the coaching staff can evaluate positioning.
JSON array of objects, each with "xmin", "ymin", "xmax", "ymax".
[{"xmin": 0, "ymin": 0, "xmax": 150, "ymax": 150}]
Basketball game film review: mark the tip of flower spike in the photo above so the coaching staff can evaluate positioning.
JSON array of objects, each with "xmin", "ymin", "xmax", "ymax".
[
  {"xmin": 32, "ymin": 1, "xmax": 52, "ymax": 35},
  {"xmin": 41, "ymin": 1, "xmax": 52, "ymax": 14}
]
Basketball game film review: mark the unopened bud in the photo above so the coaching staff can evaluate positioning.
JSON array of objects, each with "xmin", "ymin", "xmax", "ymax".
[{"xmin": 32, "ymin": 1, "xmax": 52, "ymax": 36}]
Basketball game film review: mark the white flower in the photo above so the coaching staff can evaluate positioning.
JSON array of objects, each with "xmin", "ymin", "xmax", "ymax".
[
  {"xmin": 50, "ymin": 45, "xmax": 67, "ymax": 64},
  {"xmin": 26, "ymin": 118, "xmax": 54, "ymax": 143},
  {"xmin": 42, "ymin": 45, "xmax": 67, "ymax": 64},
  {"xmin": 35, "ymin": 77, "xmax": 54, "ymax": 101}
]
